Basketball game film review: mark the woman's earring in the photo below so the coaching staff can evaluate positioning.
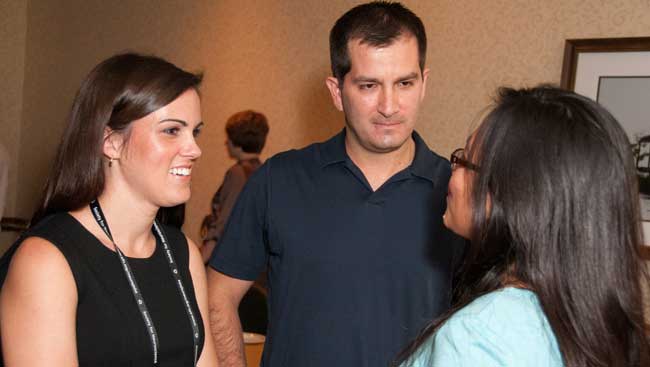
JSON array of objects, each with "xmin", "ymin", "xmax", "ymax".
[{"xmin": 108, "ymin": 157, "xmax": 119, "ymax": 167}]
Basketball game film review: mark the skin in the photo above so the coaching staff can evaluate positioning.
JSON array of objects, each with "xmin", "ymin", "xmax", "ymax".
[
  {"xmin": 443, "ymin": 136, "xmax": 477, "ymax": 239},
  {"xmin": 207, "ymin": 35, "xmax": 429, "ymax": 367},
  {"xmin": 208, "ymin": 271, "xmax": 253, "ymax": 367},
  {"xmin": 204, "ymin": 143, "xmax": 253, "ymax": 366},
  {"xmin": 443, "ymin": 134, "xmax": 529, "ymax": 293},
  {"xmin": 0, "ymin": 89, "xmax": 219, "ymax": 366},
  {"xmin": 106, "ymin": 89, "xmax": 204, "ymax": 210},
  {"xmin": 326, "ymin": 35, "xmax": 429, "ymax": 190}
]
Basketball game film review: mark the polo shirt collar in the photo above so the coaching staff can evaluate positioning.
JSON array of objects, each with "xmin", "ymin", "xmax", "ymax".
[
  {"xmin": 319, "ymin": 128, "xmax": 439, "ymax": 183},
  {"xmin": 408, "ymin": 131, "xmax": 438, "ymax": 183},
  {"xmin": 319, "ymin": 129, "xmax": 348, "ymax": 167}
]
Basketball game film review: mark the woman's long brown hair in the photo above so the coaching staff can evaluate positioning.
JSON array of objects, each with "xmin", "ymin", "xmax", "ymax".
[{"xmin": 31, "ymin": 53, "xmax": 202, "ymax": 224}]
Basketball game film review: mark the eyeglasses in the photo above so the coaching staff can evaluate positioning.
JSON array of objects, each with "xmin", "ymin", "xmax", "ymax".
[{"xmin": 450, "ymin": 148, "xmax": 480, "ymax": 171}]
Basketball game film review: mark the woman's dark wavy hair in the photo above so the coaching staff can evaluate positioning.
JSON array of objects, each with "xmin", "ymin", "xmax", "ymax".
[
  {"xmin": 31, "ymin": 53, "xmax": 202, "ymax": 225},
  {"xmin": 396, "ymin": 85, "xmax": 649, "ymax": 366}
]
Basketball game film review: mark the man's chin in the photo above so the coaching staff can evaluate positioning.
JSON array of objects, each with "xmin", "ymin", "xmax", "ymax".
[
  {"xmin": 369, "ymin": 133, "xmax": 412, "ymax": 152},
  {"xmin": 367, "ymin": 141, "xmax": 408, "ymax": 154}
]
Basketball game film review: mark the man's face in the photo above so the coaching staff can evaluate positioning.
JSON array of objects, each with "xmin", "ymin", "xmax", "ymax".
[{"xmin": 326, "ymin": 35, "xmax": 428, "ymax": 154}]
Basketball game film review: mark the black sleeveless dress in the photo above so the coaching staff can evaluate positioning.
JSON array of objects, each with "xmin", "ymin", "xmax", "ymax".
[{"xmin": 0, "ymin": 213, "xmax": 204, "ymax": 366}]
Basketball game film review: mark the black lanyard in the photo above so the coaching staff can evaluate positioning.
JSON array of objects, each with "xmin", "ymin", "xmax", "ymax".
[{"xmin": 89, "ymin": 200, "xmax": 200, "ymax": 366}]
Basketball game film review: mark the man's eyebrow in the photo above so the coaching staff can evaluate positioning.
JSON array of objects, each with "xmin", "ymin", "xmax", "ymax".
[
  {"xmin": 397, "ymin": 72, "xmax": 419, "ymax": 81},
  {"xmin": 351, "ymin": 76, "xmax": 380, "ymax": 84},
  {"xmin": 351, "ymin": 72, "xmax": 420, "ymax": 84},
  {"xmin": 158, "ymin": 118, "xmax": 187, "ymax": 126}
]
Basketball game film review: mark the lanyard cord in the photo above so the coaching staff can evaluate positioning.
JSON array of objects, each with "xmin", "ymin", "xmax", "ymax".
[{"xmin": 89, "ymin": 200, "xmax": 200, "ymax": 366}]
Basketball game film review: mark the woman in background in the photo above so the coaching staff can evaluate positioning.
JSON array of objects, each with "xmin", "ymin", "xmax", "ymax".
[
  {"xmin": 200, "ymin": 110, "xmax": 269, "ymax": 263},
  {"xmin": 397, "ymin": 85, "xmax": 649, "ymax": 366},
  {"xmin": 0, "ymin": 53, "xmax": 218, "ymax": 366},
  {"xmin": 200, "ymin": 110, "xmax": 269, "ymax": 336}
]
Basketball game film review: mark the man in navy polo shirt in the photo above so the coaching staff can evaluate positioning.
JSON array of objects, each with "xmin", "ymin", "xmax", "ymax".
[{"xmin": 207, "ymin": 2, "xmax": 463, "ymax": 366}]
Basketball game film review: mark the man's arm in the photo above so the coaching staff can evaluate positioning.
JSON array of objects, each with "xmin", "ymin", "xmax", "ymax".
[{"xmin": 207, "ymin": 267, "xmax": 254, "ymax": 367}]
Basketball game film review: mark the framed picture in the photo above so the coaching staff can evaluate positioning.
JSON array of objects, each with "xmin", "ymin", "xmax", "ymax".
[{"xmin": 560, "ymin": 37, "xmax": 650, "ymax": 249}]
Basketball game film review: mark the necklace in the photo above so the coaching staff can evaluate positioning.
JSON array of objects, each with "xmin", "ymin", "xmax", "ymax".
[{"xmin": 89, "ymin": 200, "xmax": 200, "ymax": 366}]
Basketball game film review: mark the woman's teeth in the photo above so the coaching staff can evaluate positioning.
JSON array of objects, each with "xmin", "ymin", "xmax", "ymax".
[{"xmin": 169, "ymin": 167, "xmax": 191, "ymax": 176}]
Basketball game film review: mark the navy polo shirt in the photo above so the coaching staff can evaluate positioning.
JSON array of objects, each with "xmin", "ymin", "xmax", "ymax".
[{"xmin": 210, "ymin": 129, "xmax": 463, "ymax": 367}]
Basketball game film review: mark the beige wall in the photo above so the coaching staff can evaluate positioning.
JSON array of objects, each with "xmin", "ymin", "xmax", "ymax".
[
  {"xmin": 0, "ymin": 0, "xmax": 27, "ymax": 219},
  {"xmin": 0, "ymin": 0, "xmax": 28, "ymax": 248},
  {"xmin": 8, "ymin": 0, "xmax": 650, "ymax": 249}
]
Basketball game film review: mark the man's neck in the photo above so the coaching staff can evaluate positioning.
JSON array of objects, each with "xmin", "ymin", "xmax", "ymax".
[{"xmin": 345, "ymin": 136, "xmax": 416, "ymax": 191}]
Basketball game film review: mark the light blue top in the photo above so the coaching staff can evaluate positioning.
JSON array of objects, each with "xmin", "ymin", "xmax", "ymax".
[{"xmin": 402, "ymin": 287, "xmax": 563, "ymax": 366}]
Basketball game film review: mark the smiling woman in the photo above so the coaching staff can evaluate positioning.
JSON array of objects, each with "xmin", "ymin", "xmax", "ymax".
[
  {"xmin": 106, "ymin": 88, "xmax": 203, "ymax": 209},
  {"xmin": 0, "ymin": 53, "xmax": 218, "ymax": 367}
]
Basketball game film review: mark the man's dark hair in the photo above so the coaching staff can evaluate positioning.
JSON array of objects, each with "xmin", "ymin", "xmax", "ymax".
[
  {"xmin": 329, "ymin": 1, "xmax": 427, "ymax": 84},
  {"xmin": 226, "ymin": 110, "xmax": 269, "ymax": 154}
]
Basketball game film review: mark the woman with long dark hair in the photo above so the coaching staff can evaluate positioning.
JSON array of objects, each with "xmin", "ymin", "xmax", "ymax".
[
  {"xmin": 396, "ymin": 85, "xmax": 649, "ymax": 366},
  {"xmin": 0, "ymin": 53, "xmax": 218, "ymax": 366}
]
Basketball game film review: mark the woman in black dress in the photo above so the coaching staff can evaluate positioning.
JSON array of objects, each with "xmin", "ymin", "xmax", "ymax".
[{"xmin": 0, "ymin": 53, "xmax": 218, "ymax": 366}]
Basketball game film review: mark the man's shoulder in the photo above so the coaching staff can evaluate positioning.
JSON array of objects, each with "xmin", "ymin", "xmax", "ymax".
[
  {"xmin": 266, "ymin": 138, "xmax": 332, "ymax": 169},
  {"xmin": 411, "ymin": 132, "xmax": 452, "ymax": 184},
  {"xmin": 425, "ymin": 149, "xmax": 451, "ymax": 180},
  {"xmin": 420, "ymin": 147, "xmax": 449, "ymax": 168}
]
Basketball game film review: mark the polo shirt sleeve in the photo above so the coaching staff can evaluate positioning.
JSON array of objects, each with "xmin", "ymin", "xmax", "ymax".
[{"xmin": 208, "ymin": 161, "xmax": 269, "ymax": 281}]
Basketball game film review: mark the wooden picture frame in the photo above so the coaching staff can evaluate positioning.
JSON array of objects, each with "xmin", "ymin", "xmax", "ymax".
[{"xmin": 560, "ymin": 37, "xmax": 650, "ymax": 90}]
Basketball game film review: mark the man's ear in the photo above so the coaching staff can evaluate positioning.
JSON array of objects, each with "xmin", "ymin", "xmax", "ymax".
[
  {"xmin": 325, "ymin": 77, "xmax": 344, "ymax": 112},
  {"xmin": 103, "ymin": 127, "xmax": 124, "ymax": 160},
  {"xmin": 420, "ymin": 68, "xmax": 430, "ymax": 101}
]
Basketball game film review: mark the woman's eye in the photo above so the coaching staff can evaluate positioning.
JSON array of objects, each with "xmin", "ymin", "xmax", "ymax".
[
  {"xmin": 193, "ymin": 127, "xmax": 202, "ymax": 137},
  {"xmin": 163, "ymin": 127, "xmax": 180, "ymax": 135}
]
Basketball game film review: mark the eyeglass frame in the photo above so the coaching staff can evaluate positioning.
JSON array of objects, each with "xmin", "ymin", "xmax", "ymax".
[{"xmin": 450, "ymin": 148, "xmax": 480, "ymax": 171}]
